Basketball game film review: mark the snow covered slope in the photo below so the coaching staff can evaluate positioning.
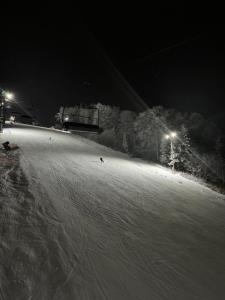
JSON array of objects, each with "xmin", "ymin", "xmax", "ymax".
[{"xmin": 1, "ymin": 123, "xmax": 225, "ymax": 300}]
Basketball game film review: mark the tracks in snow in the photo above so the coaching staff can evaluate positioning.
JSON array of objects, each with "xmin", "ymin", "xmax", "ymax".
[{"xmin": 0, "ymin": 151, "xmax": 80, "ymax": 299}]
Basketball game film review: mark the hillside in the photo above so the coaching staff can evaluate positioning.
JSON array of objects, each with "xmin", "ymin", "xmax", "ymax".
[{"xmin": 1, "ymin": 123, "xmax": 225, "ymax": 299}]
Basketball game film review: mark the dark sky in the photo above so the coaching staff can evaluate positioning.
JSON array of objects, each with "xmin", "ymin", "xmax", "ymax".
[{"xmin": 0, "ymin": 4, "xmax": 224, "ymax": 126}]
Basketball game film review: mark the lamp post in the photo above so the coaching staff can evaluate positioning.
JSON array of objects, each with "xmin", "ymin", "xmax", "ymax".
[
  {"xmin": 165, "ymin": 131, "xmax": 177, "ymax": 171},
  {"xmin": 0, "ymin": 89, "xmax": 5, "ymax": 133},
  {"xmin": 0, "ymin": 88, "xmax": 14, "ymax": 132}
]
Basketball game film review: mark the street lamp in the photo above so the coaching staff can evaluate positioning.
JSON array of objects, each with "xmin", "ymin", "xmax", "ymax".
[
  {"xmin": 170, "ymin": 132, "xmax": 177, "ymax": 138},
  {"xmin": 5, "ymin": 92, "xmax": 14, "ymax": 101},
  {"xmin": 0, "ymin": 88, "xmax": 14, "ymax": 132},
  {"xmin": 164, "ymin": 131, "xmax": 177, "ymax": 171}
]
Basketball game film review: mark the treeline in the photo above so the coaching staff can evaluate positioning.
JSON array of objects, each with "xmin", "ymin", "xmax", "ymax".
[{"xmin": 94, "ymin": 103, "xmax": 225, "ymax": 190}]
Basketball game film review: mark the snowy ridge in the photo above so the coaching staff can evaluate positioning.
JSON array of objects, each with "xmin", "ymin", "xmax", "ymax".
[{"xmin": 1, "ymin": 124, "xmax": 225, "ymax": 299}]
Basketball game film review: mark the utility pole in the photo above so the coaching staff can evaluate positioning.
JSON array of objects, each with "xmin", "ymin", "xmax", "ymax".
[
  {"xmin": 0, "ymin": 89, "xmax": 5, "ymax": 133},
  {"xmin": 170, "ymin": 138, "xmax": 175, "ymax": 171},
  {"xmin": 165, "ymin": 132, "xmax": 177, "ymax": 171},
  {"xmin": 0, "ymin": 88, "xmax": 14, "ymax": 132}
]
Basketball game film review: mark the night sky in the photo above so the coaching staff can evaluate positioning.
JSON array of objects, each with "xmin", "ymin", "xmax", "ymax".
[{"xmin": 0, "ymin": 4, "xmax": 224, "ymax": 127}]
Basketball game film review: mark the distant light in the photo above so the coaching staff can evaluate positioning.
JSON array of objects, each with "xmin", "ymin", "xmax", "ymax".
[
  {"xmin": 165, "ymin": 134, "xmax": 170, "ymax": 139},
  {"xmin": 5, "ymin": 92, "xmax": 14, "ymax": 101},
  {"xmin": 170, "ymin": 132, "xmax": 177, "ymax": 138},
  {"xmin": 64, "ymin": 116, "xmax": 69, "ymax": 121}
]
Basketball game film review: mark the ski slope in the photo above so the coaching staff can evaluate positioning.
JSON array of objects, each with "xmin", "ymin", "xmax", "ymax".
[{"xmin": 1, "ymin": 123, "xmax": 225, "ymax": 300}]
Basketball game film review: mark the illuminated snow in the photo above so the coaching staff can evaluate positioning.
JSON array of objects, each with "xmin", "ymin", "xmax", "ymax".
[{"xmin": 1, "ymin": 123, "xmax": 225, "ymax": 299}]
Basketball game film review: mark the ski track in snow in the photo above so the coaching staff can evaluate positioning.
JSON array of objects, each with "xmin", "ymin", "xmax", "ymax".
[{"xmin": 1, "ymin": 123, "xmax": 225, "ymax": 300}]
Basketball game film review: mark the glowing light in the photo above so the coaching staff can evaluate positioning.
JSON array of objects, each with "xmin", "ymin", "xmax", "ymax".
[
  {"xmin": 170, "ymin": 132, "xmax": 177, "ymax": 138},
  {"xmin": 5, "ymin": 92, "xmax": 14, "ymax": 101},
  {"xmin": 165, "ymin": 132, "xmax": 177, "ymax": 139},
  {"xmin": 64, "ymin": 116, "xmax": 69, "ymax": 121}
]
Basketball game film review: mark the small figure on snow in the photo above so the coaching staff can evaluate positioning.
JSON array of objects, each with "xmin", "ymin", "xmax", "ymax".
[
  {"xmin": 49, "ymin": 137, "xmax": 52, "ymax": 141},
  {"xmin": 2, "ymin": 141, "xmax": 19, "ymax": 151},
  {"xmin": 2, "ymin": 141, "xmax": 11, "ymax": 151},
  {"xmin": 100, "ymin": 157, "xmax": 104, "ymax": 163}
]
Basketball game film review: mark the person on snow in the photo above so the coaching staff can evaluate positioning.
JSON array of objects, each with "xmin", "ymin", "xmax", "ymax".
[
  {"xmin": 2, "ymin": 141, "xmax": 11, "ymax": 150},
  {"xmin": 2, "ymin": 141, "xmax": 19, "ymax": 151},
  {"xmin": 100, "ymin": 157, "xmax": 104, "ymax": 163}
]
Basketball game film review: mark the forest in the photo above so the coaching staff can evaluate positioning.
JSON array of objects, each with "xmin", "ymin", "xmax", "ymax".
[{"xmin": 56, "ymin": 103, "xmax": 225, "ymax": 192}]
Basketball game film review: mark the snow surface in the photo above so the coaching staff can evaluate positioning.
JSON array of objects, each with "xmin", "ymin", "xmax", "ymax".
[{"xmin": 1, "ymin": 123, "xmax": 225, "ymax": 300}]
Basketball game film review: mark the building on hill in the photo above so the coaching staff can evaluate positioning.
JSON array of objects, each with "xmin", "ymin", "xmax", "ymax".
[{"xmin": 55, "ymin": 105, "xmax": 101, "ymax": 133}]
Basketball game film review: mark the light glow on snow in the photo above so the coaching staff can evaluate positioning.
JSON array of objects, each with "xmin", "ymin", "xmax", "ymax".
[{"xmin": 1, "ymin": 123, "xmax": 225, "ymax": 299}]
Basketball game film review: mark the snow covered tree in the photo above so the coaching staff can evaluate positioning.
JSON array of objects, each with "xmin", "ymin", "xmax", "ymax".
[
  {"xmin": 122, "ymin": 132, "xmax": 129, "ymax": 153},
  {"xmin": 114, "ymin": 110, "xmax": 136, "ymax": 153},
  {"xmin": 168, "ymin": 144, "xmax": 179, "ymax": 171},
  {"xmin": 96, "ymin": 103, "xmax": 120, "ymax": 130},
  {"xmin": 134, "ymin": 106, "xmax": 167, "ymax": 161},
  {"xmin": 175, "ymin": 125, "xmax": 192, "ymax": 172},
  {"xmin": 55, "ymin": 106, "xmax": 64, "ymax": 122},
  {"xmin": 160, "ymin": 126, "xmax": 192, "ymax": 172},
  {"xmin": 214, "ymin": 136, "xmax": 225, "ymax": 185},
  {"xmin": 160, "ymin": 136, "xmax": 171, "ymax": 165}
]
